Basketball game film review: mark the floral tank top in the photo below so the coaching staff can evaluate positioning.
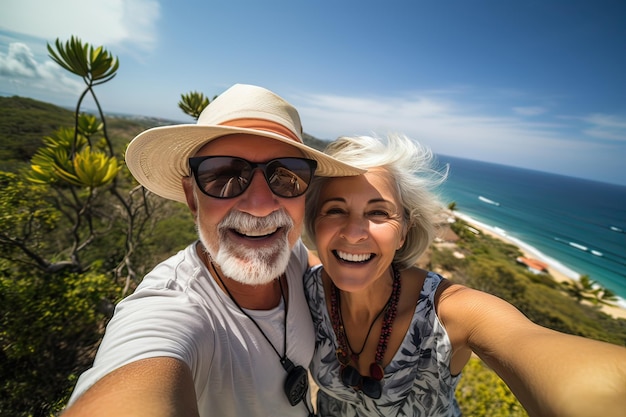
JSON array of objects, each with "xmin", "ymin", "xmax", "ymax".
[{"xmin": 304, "ymin": 265, "xmax": 462, "ymax": 417}]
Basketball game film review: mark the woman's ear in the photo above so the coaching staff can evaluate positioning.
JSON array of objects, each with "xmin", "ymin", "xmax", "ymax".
[{"xmin": 182, "ymin": 177, "xmax": 198, "ymax": 217}]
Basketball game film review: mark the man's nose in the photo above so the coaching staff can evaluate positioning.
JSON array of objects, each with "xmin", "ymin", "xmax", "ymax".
[{"xmin": 236, "ymin": 170, "xmax": 279, "ymax": 216}]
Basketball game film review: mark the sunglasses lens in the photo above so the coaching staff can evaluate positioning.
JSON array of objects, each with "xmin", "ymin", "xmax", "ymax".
[
  {"xmin": 266, "ymin": 158, "xmax": 314, "ymax": 198},
  {"xmin": 195, "ymin": 157, "xmax": 251, "ymax": 198},
  {"xmin": 192, "ymin": 157, "xmax": 316, "ymax": 199}
]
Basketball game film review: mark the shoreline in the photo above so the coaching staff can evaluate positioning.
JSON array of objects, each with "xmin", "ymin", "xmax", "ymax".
[{"xmin": 452, "ymin": 211, "xmax": 626, "ymax": 320}]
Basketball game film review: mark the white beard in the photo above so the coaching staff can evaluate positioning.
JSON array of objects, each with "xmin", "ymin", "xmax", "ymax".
[{"xmin": 198, "ymin": 209, "xmax": 293, "ymax": 286}]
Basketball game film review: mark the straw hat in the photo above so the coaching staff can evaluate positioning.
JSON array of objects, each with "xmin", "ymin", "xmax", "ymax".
[{"xmin": 125, "ymin": 83, "xmax": 365, "ymax": 203}]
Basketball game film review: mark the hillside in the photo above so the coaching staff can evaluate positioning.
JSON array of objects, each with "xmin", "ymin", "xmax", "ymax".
[{"xmin": 0, "ymin": 96, "xmax": 75, "ymax": 171}]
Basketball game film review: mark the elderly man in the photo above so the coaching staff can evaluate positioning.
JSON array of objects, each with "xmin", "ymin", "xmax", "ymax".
[{"xmin": 62, "ymin": 84, "xmax": 363, "ymax": 417}]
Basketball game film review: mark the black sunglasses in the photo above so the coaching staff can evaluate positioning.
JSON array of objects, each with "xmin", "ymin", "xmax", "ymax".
[
  {"xmin": 189, "ymin": 156, "xmax": 317, "ymax": 199},
  {"xmin": 341, "ymin": 365, "xmax": 382, "ymax": 399}
]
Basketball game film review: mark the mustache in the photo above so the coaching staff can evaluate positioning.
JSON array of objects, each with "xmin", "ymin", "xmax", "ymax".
[{"xmin": 219, "ymin": 209, "xmax": 294, "ymax": 233}]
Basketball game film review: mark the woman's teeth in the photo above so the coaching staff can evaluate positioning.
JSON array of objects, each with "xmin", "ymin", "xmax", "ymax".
[{"xmin": 335, "ymin": 250, "xmax": 372, "ymax": 263}]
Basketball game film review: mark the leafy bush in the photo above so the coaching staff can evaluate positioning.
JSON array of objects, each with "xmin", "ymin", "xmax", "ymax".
[
  {"xmin": 0, "ymin": 265, "xmax": 120, "ymax": 417},
  {"xmin": 456, "ymin": 358, "xmax": 527, "ymax": 417},
  {"xmin": 445, "ymin": 218, "xmax": 626, "ymax": 346}
]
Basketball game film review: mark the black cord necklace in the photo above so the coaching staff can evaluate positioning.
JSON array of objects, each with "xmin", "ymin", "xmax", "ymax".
[
  {"xmin": 342, "ymin": 291, "xmax": 391, "ymax": 360},
  {"xmin": 209, "ymin": 258, "xmax": 312, "ymax": 414}
]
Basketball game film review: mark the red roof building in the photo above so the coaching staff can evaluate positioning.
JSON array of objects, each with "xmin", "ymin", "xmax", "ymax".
[{"xmin": 516, "ymin": 257, "xmax": 549, "ymax": 274}]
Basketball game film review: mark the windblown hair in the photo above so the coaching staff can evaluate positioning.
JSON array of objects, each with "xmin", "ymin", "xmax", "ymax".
[{"xmin": 304, "ymin": 134, "xmax": 448, "ymax": 269}]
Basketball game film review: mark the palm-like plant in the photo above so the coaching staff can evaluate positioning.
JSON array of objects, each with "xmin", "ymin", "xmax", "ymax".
[
  {"xmin": 16, "ymin": 37, "xmax": 152, "ymax": 284},
  {"xmin": 48, "ymin": 36, "xmax": 118, "ymax": 83},
  {"xmin": 561, "ymin": 275, "xmax": 618, "ymax": 306},
  {"xmin": 48, "ymin": 36, "xmax": 119, "ymax": 155},
  {"xmin": 27, "ymin": 119, "xmax": 119, "ymax": 188},
  {"xmin": 39, "ymin": 38, "xmax": 121, "ymax": 190},
  {"xmin": 179, "ymin": 91, "xmax": 211, "ymax": 120}
]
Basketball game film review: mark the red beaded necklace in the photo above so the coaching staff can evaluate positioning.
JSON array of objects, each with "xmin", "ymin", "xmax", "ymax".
[{"xmin": 329, "ymin": 264, "xmax": 401, "ymax": 397}]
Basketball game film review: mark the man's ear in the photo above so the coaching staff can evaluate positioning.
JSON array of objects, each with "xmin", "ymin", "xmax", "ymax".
[{"xmin": 182, "ymin": 177, "xmax": 198, "ymax": 216}]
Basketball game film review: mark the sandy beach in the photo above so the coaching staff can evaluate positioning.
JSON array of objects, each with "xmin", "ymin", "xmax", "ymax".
[{"xmin": 452, "ymin": 211, "xmax": 626, "ymax": 320}]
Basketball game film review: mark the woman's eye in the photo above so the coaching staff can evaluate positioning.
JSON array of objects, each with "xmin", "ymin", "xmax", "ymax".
[
  {"xmin": 368, "ymin": 210, "xmax": 389, "ymax": 217},
  {"xmin": 319, "ymin": 205, "xmax": 348, "ymax": 216}
]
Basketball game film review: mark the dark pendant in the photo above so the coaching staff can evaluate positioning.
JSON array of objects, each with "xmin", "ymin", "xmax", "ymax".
[
  {"xmin": 361, "ymin": 376, "xmax": 383, "ymax": 399},
  {"xmin": 369, "ymin": 362, "xmax": 384, "ymax": 381},
  {"xmin": 281, "ymin": 357, "xmax": 308, "ymax": 406},
  {"xmin": 284, "ymin": 365, "xmax": 309, "ymax": 406},
  {"xmin": 341, "ymin": 365, "xmax": 362, "ymax": 387}
]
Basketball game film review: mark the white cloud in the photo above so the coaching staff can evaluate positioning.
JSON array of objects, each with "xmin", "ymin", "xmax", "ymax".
[
  {"xmin": 582, "ymin": 114, "xmax": 626, "ymax": 142},
  {"xmin": 0, "ymin": 42, "xmax": 82, "ymax": 94},
  {"xmin": 289, "ymin": 89, "xmax": 626, "ymax": 184},
  {"xmin": 0, "ymin": 0, "xmax": 160, "ymax": 51},
  {"xmin": 0, "ymin": 43, "xmax": 38, "ymax": 77},
  {"xmin": 292, "ymin": 90, "xmax": 607, "ymax": 175},
  {"xmin": 296, "ymin": 91, "xmax": 566, "ymax": 153}
]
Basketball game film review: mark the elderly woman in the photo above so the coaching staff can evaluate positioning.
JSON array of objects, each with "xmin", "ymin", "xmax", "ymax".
[{"xmin": 303, "ymin": 134, "xmax": 626, "ymax": 417}]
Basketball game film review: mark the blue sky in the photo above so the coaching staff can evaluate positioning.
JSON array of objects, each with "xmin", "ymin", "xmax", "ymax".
[{"xmin": 1, "ymin": 0, "xmax": 625, "ymax": 185}]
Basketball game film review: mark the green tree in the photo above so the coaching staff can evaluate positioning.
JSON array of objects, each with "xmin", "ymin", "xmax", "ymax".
[
  {"xmin": 0, "ymin": 172, "xmax": 60, "ymax": 267},
  {"xmin": 2, "ymin": 37, "xmax": 156, "ymax": 292},
  {"xmin": 0, "ymin": 265, "xmax": 118, "ymax": 416},
  {"xmin": 0, "ymin": 36, "xmax": 161, "ymax": 417}
]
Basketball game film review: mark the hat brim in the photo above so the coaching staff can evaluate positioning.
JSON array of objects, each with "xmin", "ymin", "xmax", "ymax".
[{"xmin": 125, "ymin": 124, "xmax": 365, "ymax": 203}]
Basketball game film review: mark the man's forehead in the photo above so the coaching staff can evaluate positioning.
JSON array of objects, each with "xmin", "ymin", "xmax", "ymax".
[{"xmin": 194, "ymin": 134, "xmax": 305, "ymax": 158}]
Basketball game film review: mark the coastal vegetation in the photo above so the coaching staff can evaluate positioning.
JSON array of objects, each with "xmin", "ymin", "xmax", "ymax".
[
  {"xmin": 1, "ymin": 37, "xmax": 624, "ymax": 417},
  {"xmin": 430, "ymin": 219, "xmax": 626, "ymax": 416},
  {"xmin": 433, "ymin": 221, "xmax": 626, "ymax": 346},
  {"xmin": 560, "ymin": 274, "xmax": 618, "ymax": 306}
]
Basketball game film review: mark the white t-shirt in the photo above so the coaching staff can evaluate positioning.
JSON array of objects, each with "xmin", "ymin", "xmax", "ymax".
[{"xmin": 68, "ymin": 240, "xmax": 315, "ymax": 417}]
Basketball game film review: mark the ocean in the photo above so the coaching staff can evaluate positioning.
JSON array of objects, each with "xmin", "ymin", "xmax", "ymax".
[{"xmin": 435, "ymin": 155, "xmax": 626, "ymax": 303}]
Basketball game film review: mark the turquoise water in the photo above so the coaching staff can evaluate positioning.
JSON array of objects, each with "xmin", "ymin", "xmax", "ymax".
[{"xmin": 436, "ymin": 155, "xmax": 626, "ymax": 302}]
